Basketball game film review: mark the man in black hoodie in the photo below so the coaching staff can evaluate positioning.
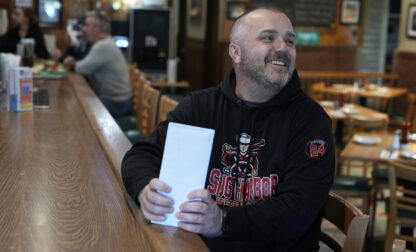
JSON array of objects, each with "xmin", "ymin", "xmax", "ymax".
[{"xmin": 122, "ymin": 8, "xmax": 334, "ymax": 251}]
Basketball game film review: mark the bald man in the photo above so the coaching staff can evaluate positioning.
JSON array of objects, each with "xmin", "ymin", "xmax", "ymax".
[{"xmin": 122, "ymin": 8, "xmax": 334, "ymax": 251}]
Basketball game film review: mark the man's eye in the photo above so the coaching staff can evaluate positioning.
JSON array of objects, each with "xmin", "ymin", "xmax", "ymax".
[
  {"xmin": 286, "ymin": 39, "xmax": 295, "ymax": 46},
  {"xmin": 262, "ymin": 36, "xmax": 274, "ymax": 42}
]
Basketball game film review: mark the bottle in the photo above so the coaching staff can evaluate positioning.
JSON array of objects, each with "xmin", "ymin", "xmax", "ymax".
[
  {"xmin": 392, "ymin": 129, "xmax": 400, "ymax": 150},
  {"xmin": 338, "ymin": 93, "xmax": 345, "ymax": 108},
  {"xmin": 400, "ymin": 122, "xmax": 410, "ymax": 149},
  {"xmin": 360, "ymin": 76, "xmax": 367, "ymax": 89}
]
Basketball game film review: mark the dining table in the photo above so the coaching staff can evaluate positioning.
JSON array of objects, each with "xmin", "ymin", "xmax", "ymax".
[
  {"xmin": 314, "ymin": 84, "xmax": 408, "ymax": 113},
  {"xmin": 319, "ymin": 102, "xmax": 388, "ymax": 142},
  {"xmin": 0, "ymin": 72, "xmax": 209, "ymax": 251},
  {"xmin": 340, "ymin": 132, "xmax": 416, "ymax": 166},
  {"xmin": 314, "ymin": 84, "xmax": 408, "ymax": 100}
]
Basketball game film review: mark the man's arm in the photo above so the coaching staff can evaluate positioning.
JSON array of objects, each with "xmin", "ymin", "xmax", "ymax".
[
  {"xmin": 74, "ymin": 41, "xmax": 107, "ymax": 75},
  {"xmin": 121, "ymin": 95, "xmax": 195, "ymax": 205}
]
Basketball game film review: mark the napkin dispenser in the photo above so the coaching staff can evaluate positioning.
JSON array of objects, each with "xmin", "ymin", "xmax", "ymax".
[{"xmin": 7, "ymin": 67, "xmax": 33, "ymax": 111}]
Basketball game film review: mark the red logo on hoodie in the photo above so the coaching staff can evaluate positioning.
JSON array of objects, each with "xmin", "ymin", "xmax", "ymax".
[{"xmin": 305, "ymin": 136, "xmax": 328, "ymax": 159}]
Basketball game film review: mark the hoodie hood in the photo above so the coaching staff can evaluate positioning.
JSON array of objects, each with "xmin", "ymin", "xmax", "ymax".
[{"xmin": 220, "ymin": 68, "xmax": 304, "ymax": 109}]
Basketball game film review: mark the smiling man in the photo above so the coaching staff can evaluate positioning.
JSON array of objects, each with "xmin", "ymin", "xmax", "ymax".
[{"xmin": 122, "ymin": 8, "xmax": 335, "ymax": 252}]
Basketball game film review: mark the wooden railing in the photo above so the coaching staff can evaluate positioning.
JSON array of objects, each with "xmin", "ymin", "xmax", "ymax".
[{"xmin": 298, "ymin": 71, "xmax": 398, "ymax": 94}]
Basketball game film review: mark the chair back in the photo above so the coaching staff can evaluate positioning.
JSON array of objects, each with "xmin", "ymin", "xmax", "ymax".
[
  {"xmin": 310, "ymin": 82, "xmax": 325, "ymax": 101},
  {"xmin": 406, "ymin": 93, "xmax": 416, "ymax": 132},
  {"xmin": 321, "ymin": 192, "xmax": 369, "ymax": 252},
  {"xmin": 385, "ymin": 160, "xmax": 416, "ymax": 252},
  {"xmin": 136, "ymin": 84, "xmax": 160, "ymax": 136},
  {"xmin": 347, "ymin": 115, "xmax": 388, "ymax": 140},
  {"xmin": 157, "ymin": 95, "xmax": 178, "ymax": 124},
  {"xmin": 131, "ymin": 71, "xmax": 148, "ymax": 112},
  {"xmin": 127, "ymin": 63, "xmax": 137, "ymax": 79},
  {"xmin": 392, "ymin": 239, "xmax": 410, "ymax": 252}
]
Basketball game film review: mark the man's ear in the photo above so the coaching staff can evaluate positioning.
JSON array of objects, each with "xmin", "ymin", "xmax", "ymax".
[{"xmin": 229, "ymin": 43, "xmax": 241, "ymax": 64}]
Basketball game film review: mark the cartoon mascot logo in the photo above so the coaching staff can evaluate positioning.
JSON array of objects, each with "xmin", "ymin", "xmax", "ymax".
[{"xmin": 221, "ymin": 133, "xmax": 265, "ymax": 179}]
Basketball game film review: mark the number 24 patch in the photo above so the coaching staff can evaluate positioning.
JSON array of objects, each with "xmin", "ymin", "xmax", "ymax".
[{"xmin": 305, "ymin": 136, "xmax": 328, "ymax": 159}]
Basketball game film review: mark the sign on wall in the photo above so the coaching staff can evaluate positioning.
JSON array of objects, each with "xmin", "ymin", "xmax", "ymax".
[{"xmin": 294, "ymin": 30, "xmax": 320, "ymax": 45}]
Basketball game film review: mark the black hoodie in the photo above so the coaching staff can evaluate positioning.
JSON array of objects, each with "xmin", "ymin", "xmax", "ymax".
[{"xmin": 122, "ymin": 69, "xmax": 335, "ymax": 252}]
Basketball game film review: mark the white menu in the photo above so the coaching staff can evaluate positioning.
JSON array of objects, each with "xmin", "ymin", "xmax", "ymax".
[{"xmin": 152, "ymin": 122, "xmax": 215, "ymax": 227}]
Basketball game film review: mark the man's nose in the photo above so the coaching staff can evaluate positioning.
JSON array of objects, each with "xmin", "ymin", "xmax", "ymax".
[{"xmin": 272, "ymin": 37, "xmax": 287, "ymax": 51}]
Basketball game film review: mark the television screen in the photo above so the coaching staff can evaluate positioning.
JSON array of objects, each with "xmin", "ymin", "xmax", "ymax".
[{"xmin": 38, "ymin": 0, "xmax": 63, "ymax": 28}]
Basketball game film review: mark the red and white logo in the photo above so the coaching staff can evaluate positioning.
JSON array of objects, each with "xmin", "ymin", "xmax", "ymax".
[{"xmin": 305, "ymin": 136, "xmax": 328, "ymax": 159}]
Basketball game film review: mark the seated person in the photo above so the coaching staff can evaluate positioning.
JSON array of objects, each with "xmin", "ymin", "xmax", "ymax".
[
  {"xmin": 50, "ymin": 16, "xmax": 91, "ymax": 62},
  {"xmin": 0, "ymin": 7, "xmax": 49, "ymax": 59},
  {"xmin": 64, "ymin": 11, "xmax": 132, "ymax": 117},
  {"xmin": 121, "ymin": 8, "xmax": 335, "ymax": 252}
]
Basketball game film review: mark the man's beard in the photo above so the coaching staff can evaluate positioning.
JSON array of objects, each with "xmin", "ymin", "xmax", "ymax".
[{"xmin": 240, "ymin": 51, "xmax": 295, "ymax": 93}]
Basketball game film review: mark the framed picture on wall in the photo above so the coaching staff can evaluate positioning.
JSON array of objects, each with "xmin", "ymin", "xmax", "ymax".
[
  {"xmin": 406, "ymin": 5, "xmax": 416, "ymax": 38},
  {"xmin": 227, "ymin": 2, "xmax": 248, "ymax": 20},
  {"xmin": 37, "ymin": 0, "xmax": 63, "ymax": 28},
  {"xmin": 340, "ymin": 0, "xmax": 360, "ymax": 25}
]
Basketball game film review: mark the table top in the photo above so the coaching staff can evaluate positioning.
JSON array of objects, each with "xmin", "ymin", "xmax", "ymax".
[
  {"xmin": 314, "ymin": 84, "xmax": 408, "ymax": 99},
  {"xmin": 340, "ymin": 132, "xmax": 416, "ymax": 166},
  {"xmin": 320, "ymin": 102, "xmax": 388, "ymax": 121},
  {"xmin": 70, "ymin": 73, "xmax": 209, "ymax": 252},
  {"xmin": 150, "ymin": 81, "xmax": 190, "ymax": 88},
  {"xmin": 0, "ymin": 73, "xmax": 208, "ymax": 251}
]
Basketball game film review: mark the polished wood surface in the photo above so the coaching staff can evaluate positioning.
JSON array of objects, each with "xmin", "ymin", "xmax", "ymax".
[
  {"xmin": 314, "ymin": 84, "xmax": 407, "ymax": 99},
  {"xmin": 0, "ymin": 74, "xmax": 150, "ymax": 251},
  {"xmin": 0, "ymin": 73, "xmax": 209, "ymax": 251},
  {"xmin": 68, "ymin": 73, "xmax": 209, "ymax": 252},
  {"xmin": 320, "ymin": 103, "xmax": 388, "ymax": 121},
  {"xmin": 150, "ymin": 81, "xmax": 190, "ymax": 88},
  {"xmin": 340, "ymin": 132, "xmax": 416, "ymax": 166}
]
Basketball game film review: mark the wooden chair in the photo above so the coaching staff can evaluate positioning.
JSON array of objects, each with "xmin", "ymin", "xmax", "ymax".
[
  {"xmin": 157, "ymin": 95, "xmax": 178, "ymax": 124},
  {"xmin": 321, "ymin": 192, "xmax": 369, "ymax": 252},
  {"xmin": 136, "ymin": 84, "xmax": 161, "ymax": 137},
  {"xmin": 385, "ymin": 160, "xmax": 416, "ymax": 252},
  {"xmin": 125, "ymin": 83, "xmax": 160, "ymax": 144},
  {"xmin": 310, "ymin": 82, "xmax": 325, "ymax": 101},
  {"xmin": 344, "ymin": 115, "xmax": 388, "ymax": 177},
  {"xmin": 131, "ymin": 70, "xmax": 147, "ymax": 112},
  {"xmin": 114, "ymin": 69, "xmax": 145, "ymax": 132},
  {"xmin": 127, "ymin": 63, "xmax": 137, "ymax": 80},
  {"xmin": 392, "ymin": 239, "xmax": 412, "ymax": 252}
]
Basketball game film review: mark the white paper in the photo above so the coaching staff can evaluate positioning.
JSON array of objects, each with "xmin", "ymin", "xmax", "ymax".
[{"xmin": 152, "ymin": 122, "xmax": 215, "ymax": 227}]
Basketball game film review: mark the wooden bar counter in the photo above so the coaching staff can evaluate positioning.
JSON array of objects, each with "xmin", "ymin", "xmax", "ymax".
[{"xmin": 0, "ymin": 73, "xmax": 208, "ymax": 251}]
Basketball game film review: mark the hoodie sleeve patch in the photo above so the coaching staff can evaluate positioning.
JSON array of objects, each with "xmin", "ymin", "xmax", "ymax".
[{"xmin": 305, "ymin": 136, "xmax": 328, "ymax": 160}]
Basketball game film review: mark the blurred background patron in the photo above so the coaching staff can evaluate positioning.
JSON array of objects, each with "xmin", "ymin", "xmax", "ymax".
[
  {"xmin": 64, "ymin": 10, "xmax": 132, "ymax": 117},
  {"xmin": 0, "ymin": 7, "xmax": 49, "ymax": 59}
]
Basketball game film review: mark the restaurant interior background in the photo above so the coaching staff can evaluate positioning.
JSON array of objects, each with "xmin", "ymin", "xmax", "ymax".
[
  {"xmin": 0, "ymin": 0, "xmax": 415, "ymax": 98},
  {"xmin": 0, "ymin": 1, "xmax": 415, "ymax": 250}
]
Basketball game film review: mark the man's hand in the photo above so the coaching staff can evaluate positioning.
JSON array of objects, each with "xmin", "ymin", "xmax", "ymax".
[
  {"xmin": 138, "ymin": 178, "xmax": 174, "ymax": 222},
  {"xmin": 63, "ymin": 56, "xmax": 76, "ymax": 70},
  {"xmin": 176, "ymin": 189, "xmax": 223, "ymax": 237},
  {"xmin": 50, "ymin": 48, "xmax": 62, "ymax": 61}
]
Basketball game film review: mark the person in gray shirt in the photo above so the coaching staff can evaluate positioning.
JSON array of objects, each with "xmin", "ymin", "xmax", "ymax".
[{"xmin": 64, "ymin": 10, "xmax": 132, "ymax": 117}]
